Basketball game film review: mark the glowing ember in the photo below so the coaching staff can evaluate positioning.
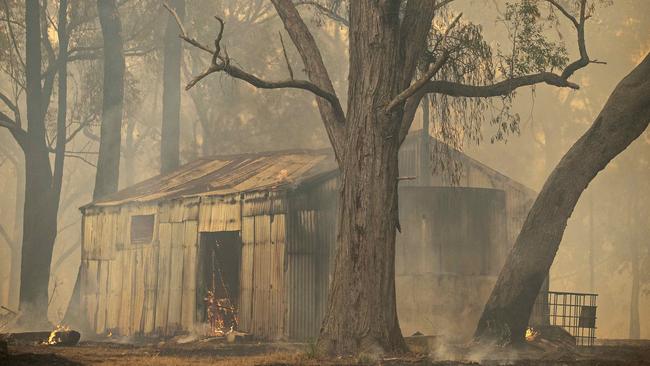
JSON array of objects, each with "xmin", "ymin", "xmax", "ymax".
[
  {"xmin": 204, "ymin": 290, "xmax": 239, "ymax": 336},
  {"xmin": 525, "ymin": 326, "xmax": 539, "ymax": 342},
  {"xmin": 45, "ymin": 324, "xmax": 71, "ymax": 345}
]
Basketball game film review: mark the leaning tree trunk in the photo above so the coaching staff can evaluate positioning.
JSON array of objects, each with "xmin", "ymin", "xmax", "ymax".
[
  {"xmin": 317, "ymin": 2, "xmax": 409, "ymax": 356},
  {"xmin": 475, "ymin": 53, "xmax": 650, "ymax": 345},
  {"xmin": 160, "ymin": 0, "xmax": 184, "ymax": 174},
  {"xmin": 93, "ymin": 0, "xmax": 125, "ymax": 199}
]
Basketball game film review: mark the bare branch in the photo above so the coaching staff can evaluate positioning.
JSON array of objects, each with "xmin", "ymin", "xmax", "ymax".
[
  {"xmin": 545, "ymin": 0, "xmax": 579, "ymax": 28},
  {"xmin": 560, "ymin": 0, "xmax": 589, "ymax": 80},
  {"xmin": 163, "ymin": 2, "xmax": 213, "ymax": 54},
  {"xmin": 399, "ymin": 0, "xmax": 438, "ymax": 90},
  {"xmin": 434, "ymin": 0, "xmax": 457, "ymax": 11},
  {"xmin": 0, "ymin": 90, "xmax": 19, "ymax": 117},
  {"xmin": 424, "ymin": 72, "xmax": 578, "ymax": 97},
  {"xmin": 65, "ymin": 114, "xmax": 96, "ymax": 144},
  {"xmin": 64, "ymin": 153, "xmax": 96, "ymax": 168},
  {"xmin": 272, "ymin": 0, "xmax": 346, "ymax": 159},
  {"xmin": 164, "ymin": 0, "xmax": 346, "ymax": 151},
  {"xmin": 388, "ymin": 52, "xmax": 448, "ymax": 112},
  {"xmin": 387, "ymin": 13, "xmax": 462, "ymax": 111},
  {"xmin": 0, "ymin": 110, "xmax": 18, "ymax": 131},
  {"xmin": 294, "ymin": 0, "xmax": 349, "ymax": 27},
  {"xmin": 2, "ymin": 0, "xmax": 25, "ymax": 68},
  {"xmin": 0, "ymin": 110, "xmax": 27, "ymax": 147},
  {"xmin": 279, "ymin": 31, "xmax": 294, "ymax": 80}
]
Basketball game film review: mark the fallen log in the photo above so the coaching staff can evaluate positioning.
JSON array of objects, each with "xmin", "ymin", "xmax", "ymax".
[{"xmin": 1, "ymin": 330, "xmax": 81, "ymax": 346}]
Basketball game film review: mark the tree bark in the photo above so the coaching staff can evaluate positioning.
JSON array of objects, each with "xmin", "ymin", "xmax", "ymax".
[
  {"xmin": 93, "ymin": 0, "xmax": 125, "ymax": 199},
  {"xmin": 16, "ymin": 0, "xmax": 56, "ymax": 328},
  {"xmin": 160, "ymin": 0, "xmax": 185, "ymax": 174},
  {"xmin": 316, "ymin": 2, "xmax": 413, "ymax": 357},
  {"xmin": 474, "ymin": 53, "xmax": 650, "ymax": 345}
]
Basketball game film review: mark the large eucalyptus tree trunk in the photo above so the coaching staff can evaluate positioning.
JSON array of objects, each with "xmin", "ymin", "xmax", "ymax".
[
  {"xmin": 316, "ymin": 2, "xmax": 415, "ymax": 356},
  {"xmin": 475, "ymin": 53, "xmax": 650, "ymax": 345}
]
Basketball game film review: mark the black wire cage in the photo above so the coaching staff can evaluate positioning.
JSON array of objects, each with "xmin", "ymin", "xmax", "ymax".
[{"xmin": 531, "ymin": 291, "xmax": 598, "ymax": 346}]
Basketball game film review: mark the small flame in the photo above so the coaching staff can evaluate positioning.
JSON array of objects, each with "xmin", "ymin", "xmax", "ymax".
[
  {"xmin": 45, "ymin": 324, "xmax": 71, "ymax": 345},
  {"xmin": 204, "ymin": 290, "xmax": 239, "ymax": 336},
  {"xmin": 525, "ymin": 326, "xmax": 539, "ymax": 342}
]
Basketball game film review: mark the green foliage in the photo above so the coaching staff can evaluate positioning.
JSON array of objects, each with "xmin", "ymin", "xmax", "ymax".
[{"xmin": 497, "ymin": 0, "xmax": 569, "ymax": 78}]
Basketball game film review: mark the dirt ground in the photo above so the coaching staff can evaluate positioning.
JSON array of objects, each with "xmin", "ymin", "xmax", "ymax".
[{"xmin": 2, "ymin": 337, "xmax": 650, "ymax": 365}]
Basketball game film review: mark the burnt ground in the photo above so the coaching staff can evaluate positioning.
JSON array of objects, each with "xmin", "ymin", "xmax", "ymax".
[{"xmin": 1, "ymin": 337, "xmax": 650, "ymax": 365}]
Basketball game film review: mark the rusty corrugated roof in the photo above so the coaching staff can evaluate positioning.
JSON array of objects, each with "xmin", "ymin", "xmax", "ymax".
[{"xmin": 86, "ymin": 149, "xmax": 337, "ymax": 208}]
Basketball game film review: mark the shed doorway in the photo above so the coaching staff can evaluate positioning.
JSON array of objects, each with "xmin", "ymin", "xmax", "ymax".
[{"xmin": 197, "ymin": 231, "xmax": 242, "ymax": 334}]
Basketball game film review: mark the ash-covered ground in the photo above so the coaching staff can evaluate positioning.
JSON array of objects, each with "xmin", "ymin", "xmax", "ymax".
[{"xmin": 2, "ymin": 336, "xmax": 650, "ymax": 365}]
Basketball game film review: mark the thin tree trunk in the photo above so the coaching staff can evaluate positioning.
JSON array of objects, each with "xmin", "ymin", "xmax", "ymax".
[
  {"xmin": 93, "ymin": 0, "xmax": 125, "ymax": 199},
  {"xmin": 18, "ymin": 0, "xmax": 57, "ymax": 328},
  {"xmin": 53, "ymin": 0, "xmax": 68, "ymax": 207},
  {"xmin": 160, "ymin": 0, "xmax": 184, "ymax": 174},
  {"xmin": 123, "ymin": 118, "xmax": 136, "ymax": 187},
  {"xmin": 588, "ymin": 191, "xmax": 595, "ymax": 293},
  {"xmin": 629, "ymin": 240, "xmax": 640, "ymax": 339},
  {"xmin": 19, "ymin": 145, "xmax": 56, "ymax": 327},
  {"xmin": 420, "ymin": 95, "xmax": 430, "ymax": 186},
  {"xmin": 475, "ymin": 53, "xmax": 650, "ymax": 345},
  {"xmin": 628, "ymin": 187, "xmax": 641, "ymax": 340},
  {"xmin": 10, "ymin": 153, "xmax": 24, "ymax": 310}
]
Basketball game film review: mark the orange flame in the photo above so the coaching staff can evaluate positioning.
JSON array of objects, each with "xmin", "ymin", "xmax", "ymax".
[
  {"xmin": 525, "ymin": 326, "xmax": 539, "ymax": 342},
  {"xmin": 45, "ymin": 324, "xmax": 71, "ymax": 345}
]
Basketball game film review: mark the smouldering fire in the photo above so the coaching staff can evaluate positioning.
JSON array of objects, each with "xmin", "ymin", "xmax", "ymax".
[
  {"xmin": 204, "ymin": 290, "xmax": 239, "ymax": 337},
  {"xmin": 525, "ymin": 326, "xmax": 539, "ymax": 342},
  {"xmin": 45, "ymin": 324, "xmax": 71, "ymax": 345}
]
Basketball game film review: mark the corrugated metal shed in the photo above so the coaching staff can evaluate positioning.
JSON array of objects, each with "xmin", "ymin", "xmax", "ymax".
[
  {"xmin": 85, "ymin": 149, "xmax": 337, "ymax": 208},
  {"xmin": 79, "ymin": 139, "xmax": 539, "ymax": 342}
]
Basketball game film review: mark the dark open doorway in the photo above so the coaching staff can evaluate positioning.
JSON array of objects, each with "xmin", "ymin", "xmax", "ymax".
[{"xmin": 197, "ymin": 231, "xmax": 242, "ymax": 331}]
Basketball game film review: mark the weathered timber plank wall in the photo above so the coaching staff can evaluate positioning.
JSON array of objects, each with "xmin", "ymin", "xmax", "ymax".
[{"xmin": 81, "ymin": 198, "xmax": 199, "ymax": 336}]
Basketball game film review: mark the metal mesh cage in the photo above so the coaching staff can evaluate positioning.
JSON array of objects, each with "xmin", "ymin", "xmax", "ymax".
[{"xmin": 531, "ymin": 291, "xmax": 598, "ymax": 346}]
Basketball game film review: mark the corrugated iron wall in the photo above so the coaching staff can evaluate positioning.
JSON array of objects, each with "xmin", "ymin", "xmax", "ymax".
[
  {"xmin": 285, "ymin": 178, "xmax": 338, "ymax": 340},
  {"xmin": 238, "ymin": 191, "xmax": 287, "ymax": 340}
]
